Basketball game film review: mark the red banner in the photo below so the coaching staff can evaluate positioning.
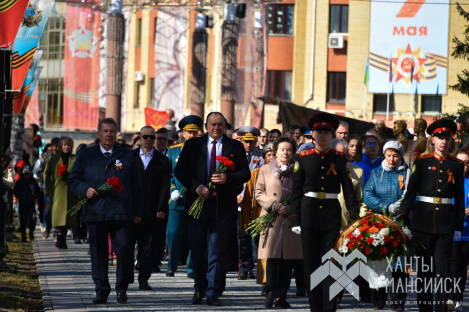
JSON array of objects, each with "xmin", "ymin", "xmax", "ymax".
[
  {"xmin": 144, "ymin": 108, "xmax": 170, "ymax": 130},
  {"xmin": 0, "ymin": 0, "xmax": 29, "ymax": 48},
  {"xmin": 24, "ymin": 86, "xmax": 39, "ymax": 127},
  {"xmin": 63, "ymin": 3, "xmax": 100, "ymax": 130}
]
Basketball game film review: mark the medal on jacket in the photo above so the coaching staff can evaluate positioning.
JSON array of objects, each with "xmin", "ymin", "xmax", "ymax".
[{"xmin": 116, "ymin": 160, "xmax": 122, "ymax": 171}]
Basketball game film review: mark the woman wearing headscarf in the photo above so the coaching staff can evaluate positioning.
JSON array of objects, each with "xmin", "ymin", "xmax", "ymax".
[
  {"xmin": 255, "ymin": 136, "xmax": 303, "ymax": 309},
  {"xmin": 363, "ymin": 141, "xmax": 410, "ymax": 311},
  {"xmin": 44, "ymin": 137, "xmax": 78, "ymax": 249}
]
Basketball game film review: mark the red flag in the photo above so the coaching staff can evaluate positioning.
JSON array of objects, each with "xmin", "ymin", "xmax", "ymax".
[
  {"xmin": 144, "ymin": 108, "xmax": 170, "ymax": 130},
  {"xmin": 0, "ymin": 0, "xmax": 29, "ymax": 48},
  {"xmin": 63, "ymin": 3, "xmax": 100, "ymax": 130}
]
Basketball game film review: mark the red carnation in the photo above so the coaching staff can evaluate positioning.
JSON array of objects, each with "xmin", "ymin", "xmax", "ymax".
[
  {"xmin": 357, "ymin": 234, "xmax": 365, "ymax": 240},
  {"xmin": 365, "ymin": 247, "xmax": 371, "ymax": 255},
  {"xmin": 363, "ymin": 220, "xmax": 369, "ymax": 225},
  {"xmin": 347, "ymin": 233, "xmax": 354, "ymax": 239},
  {"xmin": 378, "ymin": 223, "xmax": 385, "ymax": 229},
  {"xmin": 384, "ymin": 235, "xmax": 391, "ymax": 243},
  {"xmin": 57, "ymin": 165, "xmax": 67, "ymax": 177},
  {"xmin": 367, "ymin": 237, "xmax": 374, "ymax": 245},
  {"xmin": 392, "ymin": 240, "xmax": 399, "ymax": 247},
  {"xmin": 348, "ymin": 243, "xmax": 354, "ymax": 249},
  {"xmin": 380, "ymin": 247, "xmax": 388, "ymax": 255}
]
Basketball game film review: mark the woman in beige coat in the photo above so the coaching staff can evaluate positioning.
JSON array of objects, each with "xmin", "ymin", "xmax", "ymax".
[{"xmin": 255, "ymin": 136, "xmax": 303, "ymax": 309}]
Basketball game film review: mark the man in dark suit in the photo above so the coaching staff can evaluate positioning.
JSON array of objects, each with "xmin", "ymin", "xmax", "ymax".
[
  {"xmin": 133, "ymin": 125, "xmax": 171, "ymax": 290},
  {"xmin": 174, "ymin": 112, "xmax": 251, "ymax": 306},
  {"xmin": 69, "ymin": 118, "xmax": 143, "ymax": 304}
]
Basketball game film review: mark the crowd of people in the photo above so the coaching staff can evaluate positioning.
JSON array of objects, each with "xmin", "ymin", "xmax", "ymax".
[{"xmin": 9, "ymin": 112, "xmax": 469, "ymax": 312}]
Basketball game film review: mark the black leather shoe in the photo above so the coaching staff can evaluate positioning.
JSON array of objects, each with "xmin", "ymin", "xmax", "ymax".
[
  {"xmin": 275, "ymin": 298, "xmax": 291, "ymax": 309},
  {"xmin": 82, "ymin": 237, "xmax": 89, "ymax": 244},
  {"xmin": 264, "ymin": 293, "xmax": 273, "ymax": 308},
  {"xmin": 92, "ymin": 296, "xmax": 107, "ymax": 304},
  {"xmin": 139, "ymin": 281, "xmax": 152, "ymax": 290},
  {"xmin": 206, "ymin": 296, "xmax": 222, "ymax": 306},
  {"xmin": 166, "ymin": 270, "xmax": 174, "ymax": 277},
  {"xmin": 191, "ymin": 291, "xmax": 205, "ymax": 304},
  {"xmin": 116, "ymin": 292, "xmax": 127, "ymax": 304},
  {"xmin": 237, "ymin": 271, "xmax": 248, "ymax": 280},
  {"xmin": 74, "ymin": 239, "xmax": 81, "ymax": 244}
]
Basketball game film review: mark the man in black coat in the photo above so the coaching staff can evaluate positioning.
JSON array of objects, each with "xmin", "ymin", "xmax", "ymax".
[
  {"xmin": 69, "ymin": 118, "xmax": 143, "ymax": 304},
  {"xmin": 132, "ymin": 125, "xmax": 171, "ymax": 290},
  {"xmin": 174, "ymin": 112, "xmax": 250, "ymax": 306},
  {"xmin": 398, "ymin": 119, "xmax": 464, "ymax": 312}
]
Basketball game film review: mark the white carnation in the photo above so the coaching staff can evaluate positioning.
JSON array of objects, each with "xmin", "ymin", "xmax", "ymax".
[
  {"xmin": 353, "ymin": 229, "xmax": 361, "ymax": 236},
  {"xmin": 402, "ymin": 227, "xmax": 412, "ymax": 239},
  {"xmin": 338, "ymin": 245, "xmax": 348, "ymax": 254},
  {"xmin": 379, "ymin": 228, "xmax": 390, "ymax": 236},
  {"xmin": 280, "ymin": 165, "xmax": 288, "ymax": 171}
]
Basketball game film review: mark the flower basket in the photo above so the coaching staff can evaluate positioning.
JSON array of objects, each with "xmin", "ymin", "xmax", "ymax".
[{"xmin": 335, "ymin": 211, "xmax": 412, "ymax": 289}]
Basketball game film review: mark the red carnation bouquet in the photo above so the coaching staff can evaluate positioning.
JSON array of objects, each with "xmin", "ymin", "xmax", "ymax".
[
  {"xmin": 187, "ymin": 156, "xmax": 235, "ymax": 219},
  {"xmin": 68, "ymin": 176, "xmax": 124, "ymax": 216},
  {"xmin": 57, "ymin": 161, "xmax": 69, "ymax": 181}
]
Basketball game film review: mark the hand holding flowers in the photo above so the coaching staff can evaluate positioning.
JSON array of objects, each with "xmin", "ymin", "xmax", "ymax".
[
  {"xmin": 247, "ymin": 195, "xmax": 291, "ymax": 238},
  {"xmin": 68, "ymin": 176, "xmax": 124, "ymax": 216}
]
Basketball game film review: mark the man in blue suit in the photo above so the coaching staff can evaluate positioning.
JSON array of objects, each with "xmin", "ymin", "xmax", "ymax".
[
  {"xmin": 175, "ymin": 112, "xmax": 251, "ymax": 306},
  {"xmin": 166, "ymin": 115, "xmax": 203, "ymax": 277},
  {"xmin": 69, "ymin": 118, "xmax": 143, "ymax": 305}
]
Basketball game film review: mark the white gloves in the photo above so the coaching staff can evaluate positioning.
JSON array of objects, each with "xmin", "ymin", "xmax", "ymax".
[
  {"xmin": 171, "ymin": 190, "xmax": 183, "ymax": 201},
  {"xmin": 454, "ymin": 231, "xmax": 462, "ymax": 241},
  {"xmin": 291, "ymin": 226, "xmax": 302, "ymax": 235},
  {"xmin": 388, "ymin": 201, "xmax": 401, "ymax": 214}
]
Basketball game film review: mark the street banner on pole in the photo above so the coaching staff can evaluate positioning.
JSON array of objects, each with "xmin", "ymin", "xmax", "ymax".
[
  {"xmin": 22, "ymin": 66, "xmax": 41, "ymax": 112},
  {"xmin": 63, "ymin": 2, "xmax": 101, "ymax": 130},
  {"xmin": 12, "ymin": 49, "xmax": 42, "ymax": 113},
  {"xmin": 0, "ymin": 0, "xmax": 29, "ymax": 48},
  {"xmin": 11, "ymin": 0, "xmax": 54, "ymax": 90}
]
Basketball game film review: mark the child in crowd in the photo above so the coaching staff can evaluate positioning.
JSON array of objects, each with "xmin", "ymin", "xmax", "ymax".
[{"xmin": 13, "ymin": 165, "xmax": 40, "ymax": 242}]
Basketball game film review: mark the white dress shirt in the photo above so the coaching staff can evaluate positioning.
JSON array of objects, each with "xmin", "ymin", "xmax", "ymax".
[
  {"xmin": 99, "ymin": 144, "xmax": 114, "ymax": 156},
  {"xmin": 139, "ymin": 147, "xmax": 154, "ymax": 170}
]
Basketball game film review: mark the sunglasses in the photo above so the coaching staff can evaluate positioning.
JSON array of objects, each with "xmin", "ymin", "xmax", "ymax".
[
  {"xmin": 366, "ymin": 142, "xmax": 379, "ymax": 147},
  {"xmin": 142, "ymin": 135, "xmax": 156, "ymax": 140}
]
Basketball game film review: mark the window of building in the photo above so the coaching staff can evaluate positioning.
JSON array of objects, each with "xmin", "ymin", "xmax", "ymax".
[
  {"xmin": 266, "ymin": 70, "xmax": 292, "ymax": 100},
  {"xmin": 266, "ymin": 4, "xmax": 294, "ymax": 35},
  {"xmin": 421, "ymin": 95, "xmax": 442, "ymax": 114},
  {"xmin": 373, "ymin": 94, "xmax": 395, "ymax": 113},
  {"xmin": 39, "ymin": 17, "xmax": 66, "ymax": 60},
  {"xmin": 137, "ymin": 18, "xmax": 142, "ymax": 46},
  {"xmin": 327, "ymin": 72, "xmax": 346, "ymax": 102},
  {"xmin": 40, "ymin": 78, "xmax": 64, "ymax": 127},
  {"xmin": 329, "ymin": 5, "xmax": 348, "ymax": 33}
]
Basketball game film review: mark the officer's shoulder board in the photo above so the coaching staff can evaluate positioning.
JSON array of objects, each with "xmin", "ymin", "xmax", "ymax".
[
  {"xmin": 449, "ymin": 155, "xmax": 464, "ymax": 164},
  {"xmin": 331, "ymin": 148, "xmax": 346, "ymax": 157},
  {"xmin": 299, "ymin": 148, "xmax": 314, "ymax": 157},
  {"xmin": 170, "ymin": 143, "xmax": 184, "ymax": 149},
  {"xmin": 417, "ymin": 153, "xmax": 433, "ymax": 159}
]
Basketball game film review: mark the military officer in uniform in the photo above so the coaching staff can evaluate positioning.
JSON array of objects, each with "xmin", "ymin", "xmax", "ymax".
[
  {"xmin": 236, "ymin": 126, "xmax": 263, "ymax": 279},
  {"xmin": 397, "ymin": 119, "xmax": 464, "ymax": 312},
  {"xmin": 300, "ymin": 125, "xmax": 314, "ymax": 145},
  {"xmin": 290, "ymin": 113, "xmax": 359, "ymax": 312},
  {"xmin": 166, "ymin": 115, "xmax": 204, "ymax": 277}
]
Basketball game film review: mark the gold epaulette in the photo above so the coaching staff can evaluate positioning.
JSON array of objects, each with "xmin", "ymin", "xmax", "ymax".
[
  {"xmin": 170, "ymin": 143, "xmax": 184, "ymax": 149},
  {"xmin": 449, "ymin": 155, "xmax": 463, "ymax": 163},
  {"xmin": 299, "ymin": 149, "xmax": 314, "ymax": 157},
  {"xmin": 331, "ymin": 148, "xmax": 346, "ymax": 157},
  {"xmin": 417, "ymin": 153, "xmax": 433, "ymax": 159}
]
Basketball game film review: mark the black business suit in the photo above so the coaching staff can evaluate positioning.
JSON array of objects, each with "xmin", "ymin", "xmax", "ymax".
[
  {"xmin": 133, "ymin": 147, "xmax": 171, "ymax": 283},
  {"xmin": 174, "ymin": 133, "xmax": 250, "ymax": 300}
]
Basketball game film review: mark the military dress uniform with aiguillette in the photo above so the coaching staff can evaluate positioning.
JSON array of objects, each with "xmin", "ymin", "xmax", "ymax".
[
  {"xmin": 290, "ymin": 147, "xmax": 359, "ymax": 312},
  {"xmin": 167, "ymin": 142, "xmax": 192, "ymax": 276},
  {"xmin": 399, "ymin": 148, "xmax": 464, "ymax": 311}
]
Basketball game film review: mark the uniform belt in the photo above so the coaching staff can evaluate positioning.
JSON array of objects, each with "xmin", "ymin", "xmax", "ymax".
[
  {"xmin": 304, "ymin": 192, "xmax": 339, "ymax": 200},
  {"xmin": 419, "ymin": 196, "xmax": 453, "ymax": 205}
]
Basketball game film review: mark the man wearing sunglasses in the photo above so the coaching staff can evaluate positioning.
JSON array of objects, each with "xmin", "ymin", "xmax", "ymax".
[
  {"xmin": 166, "ymin": 115, "xmax": 203, "ymax": 279},
  {"xmin": 132, "ymin": 125, "xmax": 171, "ymax": 291},
  {"xmin": 398, "ymin": 119, "xmax": 464, "ymax": 312}
]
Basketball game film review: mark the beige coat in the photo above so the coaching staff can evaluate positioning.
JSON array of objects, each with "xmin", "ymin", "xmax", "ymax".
[
  {"xmin": 255, "ymin": 165, "xmax": 303, "ymax": 260},
  {"xmin": 339, "ymin": 162, "xmax": 366, "ymax": 231}
]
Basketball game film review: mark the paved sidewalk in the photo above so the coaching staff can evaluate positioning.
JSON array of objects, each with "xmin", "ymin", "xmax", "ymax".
[{"xmin": 32, "ymin": 226, "xmax": 467, "ymax": 311}]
